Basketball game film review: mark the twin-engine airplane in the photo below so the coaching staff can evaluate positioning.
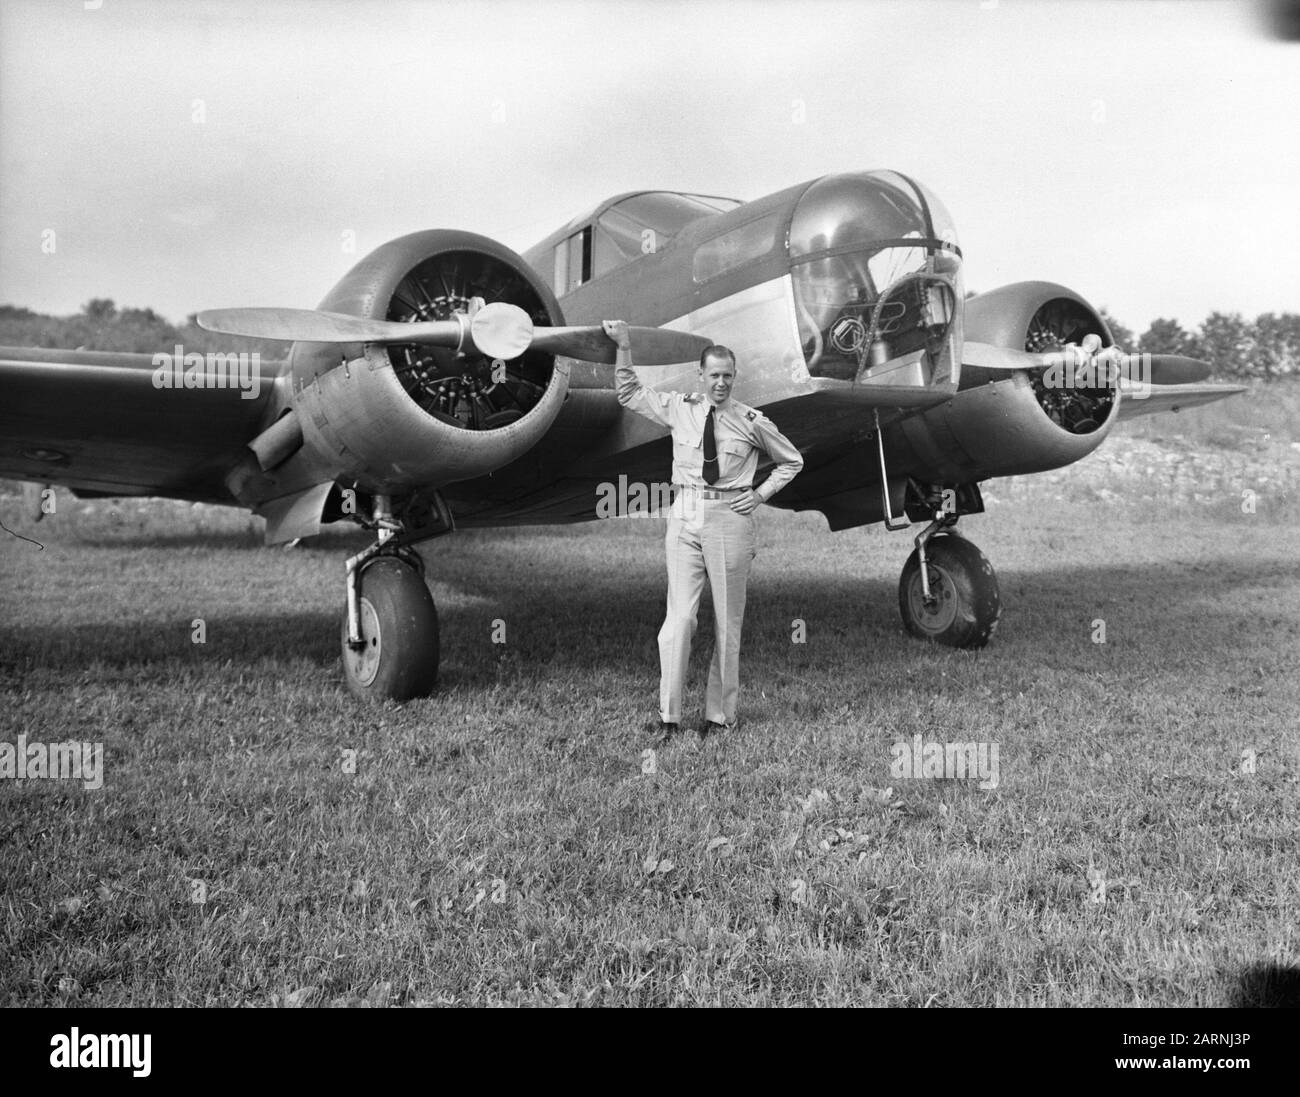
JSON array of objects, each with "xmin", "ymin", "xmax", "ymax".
[{"xmin": 1, "ymin": 171, "xmax": 1243, "ymax": 701}]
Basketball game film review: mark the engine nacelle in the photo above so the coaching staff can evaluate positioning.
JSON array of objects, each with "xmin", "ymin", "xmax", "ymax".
[
  {"xmin": 941, "ymin": 280, "xmax": 1121, "ymax": 477},
  {"xmin": 963, "ymin": 280, "xmax": 1114, "ymax": 359},
  {"xmin": 289, "ymin": 230, "xmax": 568, "ymax": 494}
]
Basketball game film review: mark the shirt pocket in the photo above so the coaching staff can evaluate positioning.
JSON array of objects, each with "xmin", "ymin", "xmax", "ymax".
[
  {"xmin": 717, "ymin": 437, "xmax": 751, "ymax": 481},
  {"xmin": 673, "ymin": 428, "xmax": 703, "ymax": 473}
]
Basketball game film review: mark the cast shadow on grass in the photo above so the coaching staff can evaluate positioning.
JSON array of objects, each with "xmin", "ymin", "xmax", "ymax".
[
  {"xmin": 6, "ymin": 551, "xmax": 1295, "ymax": 692},
  {"xmin": 1231, "ymin": 962, "xmax": 1300, "ymax": 1007},
  {"xmin": 1, "ymin": 612, "xmax": 340, "ymax": 675},
  {"xmin": 67, "ymin": 527, "xmax": 368, "ymax": 552},
  {"xmin": 986, "ymin": 556, "xmax": 1299, "ymax": 657},
  {"xmin": 436, "ymin": 548, "xmax": 1299, "ymax": 685},
  {"xmin": 70, "ymin": 529, "xmax": 266, "ymax": 551}
]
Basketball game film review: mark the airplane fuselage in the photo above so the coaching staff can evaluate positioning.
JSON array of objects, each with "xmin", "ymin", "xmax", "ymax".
[{"xmin": 439, "ymin": 170, "xmax": 1100, "ymax": 531}]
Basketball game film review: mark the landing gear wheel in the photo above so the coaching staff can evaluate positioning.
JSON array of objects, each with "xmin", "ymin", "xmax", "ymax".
[
  {"xmin": 898, "ymin": 534, "xmax": 1000, "ymax": 649},
  {"xmin": 341, "ymin": 556, "xmax": 439, "ymax": 701}
]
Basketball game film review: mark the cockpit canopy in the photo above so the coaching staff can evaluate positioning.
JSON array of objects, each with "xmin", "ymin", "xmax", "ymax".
[
  {"xmin": 789, "ymin": 171, "xmax": 963, "ymax": 382},
  {"xmin": 551, "ymin": 191, "xmax": 740, "ymax": 295},
  {"xmin": 528, "ymin": 171, "xmax": 963, "ymax": 386}
]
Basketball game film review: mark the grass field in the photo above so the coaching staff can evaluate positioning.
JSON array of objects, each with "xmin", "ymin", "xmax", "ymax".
[{"xmin": 2, "ymin": 389, "xmax": 1299, "ymax": 1007}]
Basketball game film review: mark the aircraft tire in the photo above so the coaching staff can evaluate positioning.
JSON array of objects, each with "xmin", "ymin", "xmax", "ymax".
[
  {"xmin": 341, "ymin": 556, "xmax": 439, "ymax": 701},
  {"xmin": 898, "ymin": 534, "xmax": 1000, "ymax": 649}
]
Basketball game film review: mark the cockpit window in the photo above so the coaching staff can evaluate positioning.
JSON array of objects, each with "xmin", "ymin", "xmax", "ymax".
[
  {"xmin": 593, "ymin": 206, "xmax": 647, "ymax": 277},
  {"xmin": 591, "ymin": 191, "xmax": 740, "ymax": 279},
  {"xmin": 788, "ymin": 171, "xmax": 963, "ymax": 384},
  {"xmin": 867, "ymin": 237, "xmax": 927, "ymax": 293},
  {"xmin": 686, "ymin": 194, "xmax": 743, "ymax": 215},
  {"xmin": 612, "ymin": 192, "xmax": 741, "ymax": 232},
  {"xmin": 693, "ymin": 213, "xmax": 782, "ymax": 283},
  {"xmin": 788, "ymin": 172, "xmax": 931, "ymax": 258}
]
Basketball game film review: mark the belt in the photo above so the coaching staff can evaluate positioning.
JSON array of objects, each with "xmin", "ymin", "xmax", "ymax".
[{"xmin": 674, "ymin": 483, "xmax": 753, "ymax": 499}]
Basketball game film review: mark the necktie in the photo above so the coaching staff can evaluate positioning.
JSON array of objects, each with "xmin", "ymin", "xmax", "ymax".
[{"xmin": 703, "ymin": 405, "xmax": 719, "ymax": 485}]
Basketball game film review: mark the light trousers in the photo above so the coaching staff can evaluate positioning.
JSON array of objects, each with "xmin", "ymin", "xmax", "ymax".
[{"xmin": 658, "ymin": 491, "xmax": 757, "ymax": 726}]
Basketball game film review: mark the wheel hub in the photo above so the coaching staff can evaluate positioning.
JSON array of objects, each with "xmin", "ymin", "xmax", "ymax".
[
  {"xmin": 906, "ymin": 566, "xmax": 958, "ymax": 633},
  {"xmin": 343, "ymin": 598, "xmax": 381, "ymax": 686}
]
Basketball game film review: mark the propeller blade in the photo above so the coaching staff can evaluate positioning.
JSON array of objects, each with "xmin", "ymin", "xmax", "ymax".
[
  {"xmin": 531, "ymin": 325, "xmax": 712, "ymax": 365},
  {"xmin": 1033, "ymin": 349, "xmax": 1214, "ymax": 386},
  {"xmin": 962, "ymin": 341, "xmax": 1214, "ymax": 385},
  {"xmin": 197, "ymin": 307, "xmax": 460, "ymax": 344},
  {"xmin": 1133, "ymin": 354, "xmax": 1212, "ymax": 385},
  {"xmin": 195, "ymin": 301, "xmax": 534, "ymax": 361}
]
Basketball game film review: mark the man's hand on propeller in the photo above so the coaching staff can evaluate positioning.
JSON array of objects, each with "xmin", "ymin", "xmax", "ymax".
[{"xmin": 602, "ymin": 319, "xmax": 632, "ymax": 350}]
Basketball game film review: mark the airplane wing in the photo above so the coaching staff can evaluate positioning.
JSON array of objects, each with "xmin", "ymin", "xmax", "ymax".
[
  {"xmin": 567, "ymin": 361, "xmax": 952, "ymax": 410},
  {"xmin": 1116, "ymin": 379, "xmax": 1247, "ymax": 420},
  {"xmin": 0, "ymin": 346, "xmax": 278, "ymax": 503},
  {"xmin": 803, "ymin": 377, "xmax": 953, "ymax": 409}
]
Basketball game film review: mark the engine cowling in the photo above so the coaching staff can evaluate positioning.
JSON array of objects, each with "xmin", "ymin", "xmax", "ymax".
[
  {"xmin": 289, "ymin": 230, "xmax": 568, "ymax": 493},
  {"xmin": 946, "ymin": 280, "xmax": 1121, "ymax": 477}
]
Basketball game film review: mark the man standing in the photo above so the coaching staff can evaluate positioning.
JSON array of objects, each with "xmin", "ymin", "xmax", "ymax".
[{"xmin": 605, "ymin": 320, "xmax": 804, "ymax": 740}]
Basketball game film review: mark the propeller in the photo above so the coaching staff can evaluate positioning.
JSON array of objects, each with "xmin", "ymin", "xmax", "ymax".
[
  {"xmin": 1113, "ymin": 354, "xmax": 1212, "ymax": 386},
  {"xmin": 531, "ymin": 325, "xmax": 708, "ymax": 366},
  {"xmin": 197, "ymin": 302, "xmax": 710, "ymax": 366},
  {"xmin": 964, "ymin": 339, "xmax": 1213, "ymax": 386}
]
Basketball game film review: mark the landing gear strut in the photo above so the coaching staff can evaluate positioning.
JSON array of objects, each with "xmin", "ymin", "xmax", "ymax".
[
  {"xmin": 340, "ymin": 493, "xmax": 447, "ymax": 702},
  {"xmin": 873, "ymin": 422, "xmax": 1001, "ymax": 649},
  {"xmin": 898, "ymin": 514, "xmax": 1001, "ymax": 648}
]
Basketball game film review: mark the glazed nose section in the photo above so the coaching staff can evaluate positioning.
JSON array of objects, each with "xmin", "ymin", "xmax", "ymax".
[
  {"xmin": 788, "ymin": 171, "xmax": 964, "ymax": 387},
  {"xmin": 789, "ymin": 171, "xmax": 933, "ymax": 259}
]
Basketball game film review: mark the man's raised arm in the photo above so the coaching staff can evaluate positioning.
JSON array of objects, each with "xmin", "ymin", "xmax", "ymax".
[{"xmin": 604, "ymin": 318, "xmax": 674, "ymax": 427}]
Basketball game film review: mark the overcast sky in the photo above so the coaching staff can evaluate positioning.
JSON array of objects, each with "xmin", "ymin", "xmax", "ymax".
[{"xmin": 1, "ymin": 0, "xmax": 1296, "ymax": 334}]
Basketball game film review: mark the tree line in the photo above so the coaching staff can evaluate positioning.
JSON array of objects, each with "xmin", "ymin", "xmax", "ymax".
[
  {"xmin": 1097, "ymin": 308, "xmax": 1298, "ymax": 382},
  {"xmin": 1, "ymin": 297, "xmax": 1297, "ymax": 381},
  {"xmin": 0, "ymin": 300, "xmax": 285, "ymax": 360}
]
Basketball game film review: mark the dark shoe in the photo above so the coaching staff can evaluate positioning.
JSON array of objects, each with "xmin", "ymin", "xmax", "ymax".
[
  {"xmin": 698, "ymin": 720, "xmax": 727, "ymax": 740},
  {"xmin": 646, "ymin": 719, "xmax": 679, "ymax": 743}
]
